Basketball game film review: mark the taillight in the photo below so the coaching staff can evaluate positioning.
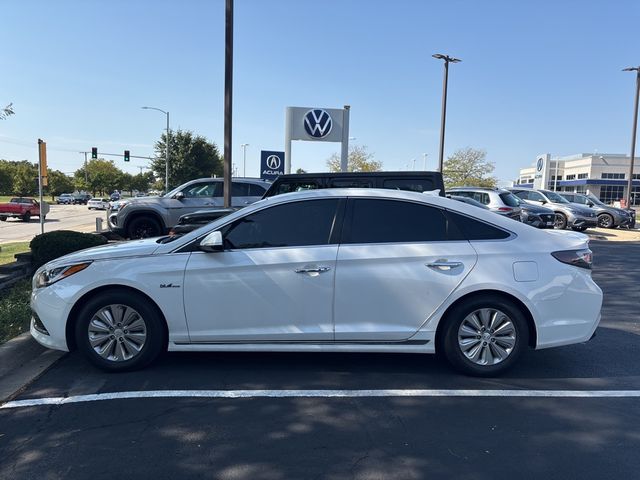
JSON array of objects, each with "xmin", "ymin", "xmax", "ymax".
[
  {"xmin": 498, "ymin": 207, "xmax": 513, "ymax": 212},
  {"xmin": 551, "ymin": 249, "xmax": 592, "ymax": 270}
]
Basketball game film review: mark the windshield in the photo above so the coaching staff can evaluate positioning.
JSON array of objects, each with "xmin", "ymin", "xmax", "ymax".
[
  {"xmin": 542, "ymin": 190, "xmax": 570, "ymax": 203},
  {"xmin": 585, "ymin": 193, "xmax": 607, "ymax": 206}
]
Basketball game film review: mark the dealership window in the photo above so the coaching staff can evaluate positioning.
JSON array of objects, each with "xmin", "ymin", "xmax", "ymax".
[
  {"xmin": 565, "ymin": 174, "xmax": 576, "ymax": 180},
  {"xmin": 632, "ymin": 187, "xmax": 640, "ymax": 206},
  {"xmin": 577, "ymin": 173, "xmax": 588, "ymax": 179},
  {"xmin": 527, "ymin": 178, "xmax": 534, "ymax": 183},
  {"xmin": 599, "ymin": 186, "xmax": 624, "ymax": 204},
  {"xmin": 601, "ymin": 172, "xmax": 625, "ymax": 179},
  {"xmin": 633, "ymin": 174, "xmax": 640, "ymax": 180},
  {"xmin": 551, "ymin": 175, "xmax": 563, "ymax": 181},
  {"xmin": 576, "ymin": 186, "xmax": 587, "ymax": 194}
]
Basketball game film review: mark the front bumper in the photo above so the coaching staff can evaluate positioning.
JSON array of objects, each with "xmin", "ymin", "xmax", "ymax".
[{"xmin": 568, "ymin": 215, "xmax": 598, "ymax": 229}]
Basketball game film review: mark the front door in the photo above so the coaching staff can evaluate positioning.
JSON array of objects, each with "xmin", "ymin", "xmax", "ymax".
[
  {"xmin": 333, "ymin": 198, "xmax": 478, "ymax": 341},
  {"xmin": 183, "ymin": 198, "xmax": 343, "ymax": 342}
]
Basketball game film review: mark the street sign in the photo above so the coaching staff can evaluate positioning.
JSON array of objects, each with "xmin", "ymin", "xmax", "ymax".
[{"xmin": 260, "ymin": 150, "xmax": 285, "ymax": 181}]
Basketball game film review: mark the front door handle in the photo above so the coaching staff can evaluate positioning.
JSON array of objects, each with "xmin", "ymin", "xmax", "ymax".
[
  {"xmin": 295, "ymin": 266, "xmax": 331, "ymax": 274},
  {"xmin": 426, "ymin": 260, "xmax": 463, "ymax": 271}
]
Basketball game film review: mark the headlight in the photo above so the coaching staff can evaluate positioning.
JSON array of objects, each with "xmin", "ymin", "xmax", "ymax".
[{"xmin": 35, "ymin": 262, "xmax": 92, "ymax": 288}]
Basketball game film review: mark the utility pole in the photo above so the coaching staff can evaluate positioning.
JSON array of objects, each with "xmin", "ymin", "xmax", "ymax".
[
  {"xmin": 223, "ymin": 0, "xmax": 234, "ymax": 208},
  {"xmin": 433, "ymin": 54, "xmax": 461, "ymax": 172},
  {"xmin": 623, "ymin": 66, "xmax": 640, "ymax": 208},
  {"xmin": 83, "ymin": 152, "xmax": 88, "ymax": 183}
]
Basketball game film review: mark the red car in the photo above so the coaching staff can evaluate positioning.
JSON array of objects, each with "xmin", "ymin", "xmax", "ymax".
[{"xmin": 0, "ymin": 197, "xmax": 49, "ymax": 222}]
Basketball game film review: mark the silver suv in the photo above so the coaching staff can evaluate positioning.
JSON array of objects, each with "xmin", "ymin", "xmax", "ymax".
[
  {"xmin": 509, "ymin": 188, "xmax": 597, "ymax": 231},
  {"xmin": 108, "ymin": 177, "xmax": 270, "ymax": 239},
  {"xmin": 447, "ymin": 187, "xmax": 522, "ymax": 221}
]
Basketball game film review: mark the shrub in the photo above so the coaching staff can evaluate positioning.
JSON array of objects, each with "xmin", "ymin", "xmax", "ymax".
[
  {"xmin": 30, "ymin": 230, "xmax": 107, "ymax": 268},
  {"xmin": 0, "ymin": 279, "xmax": 31, "ymax": 344}
]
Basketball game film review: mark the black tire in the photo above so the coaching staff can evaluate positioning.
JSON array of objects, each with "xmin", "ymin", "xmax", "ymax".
[
  {"xmin": 22, "ymin": 212, "xmax": 31, "ymax": 222},
  {"xmin": 127, "ymin": 216, "xmax": 163, "ymax": 239},
  {"xmin": 74, "ymin": 290, "xmax": 166, "ymax": 372},
  {"xmin": 597, "ymin": 213, "xmax": 614, "ymax": 229},
  {"xmin": 571, "ymin": 226, "xmax": 587, "ymax": 232},
  {"xmin": 554, "ymin": 213, "xmax": 567, "ymax": 229},
  {"xmin": 0, "ymin": 216, "xmax": 6, "ymax": 222},
  {"xmin": 440, "ymin": 295, "xmax": 529, "ymax": 377}
]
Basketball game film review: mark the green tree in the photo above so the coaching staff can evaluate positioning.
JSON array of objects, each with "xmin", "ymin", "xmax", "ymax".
[
  {"xmin": 151, "ymin": 129, "xmax": 223, "ymax": 190},
  {"xmin": 442, "ymin": 147, "xmax": 497, "ymax": 188},
  {"xmin": 13, "ymin": 162, "xmax": 38, "ymax": 195},
  {"xmin": 131, "ymin": 172, "xmax": 154, "ymax": 193},
  {"xmin": 326, "ymin": 145, "xmax": 382, "ymax": 172},
  {"xmin": 47, "ymin": 170, "xmax": 75, "ymax": 200},
  {"xmin": 0, "ymin": 160, "xmax": 15, "ymax": 194},
  {"xmin": 74, "ymin": 159, "xmax": 123, "ymax": 196},
  {"xmin": 120, "ymin": 172, "xmax": 134, "ymax": 196}
]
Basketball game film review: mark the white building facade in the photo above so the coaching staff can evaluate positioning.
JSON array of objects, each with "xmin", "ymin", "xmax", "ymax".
[{"xmin": 514, "ymin": 153, "xmax": 640, "ymax": 205}]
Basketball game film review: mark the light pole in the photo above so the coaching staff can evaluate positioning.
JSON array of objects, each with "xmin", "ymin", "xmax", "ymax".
[
  {"xmin": 142, "ymin": 106, "xmax": 170, "ymax": 192},
  {"xmin": 240, "ymin": 143, "xmax": 249, "ymax": 177},
  {"xmin": 432, "ymin": 53, "xmax": 461, "ymax": 173},
  {"xmin": 623, "ymin": 66, "xmax": 640, "ymax": 208},
  {"xmin": 423, "ymin": 153, "xmax": 428, "ymax": 170}
]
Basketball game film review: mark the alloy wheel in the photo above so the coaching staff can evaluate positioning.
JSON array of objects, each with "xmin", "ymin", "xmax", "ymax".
[
  {"xmin": 457, "ymin": 308, "xmax": 516, "ymax": 366},
  {"xmin": 88, "ymin": 304, "xmax": 147, "ymax": 362}
]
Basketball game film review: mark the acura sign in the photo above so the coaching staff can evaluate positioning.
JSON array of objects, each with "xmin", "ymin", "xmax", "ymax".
[{"xmin": 260, "ymin": 150, "xmax": 285, "ymax": 181}]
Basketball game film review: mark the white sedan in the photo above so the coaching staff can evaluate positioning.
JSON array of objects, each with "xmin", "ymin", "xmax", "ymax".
[
  {"xmin": 30, "ymin": 189, "xmax": 602, "ymax": 376},
  {"xmin": 87, "ymin": 198, "xmax": 110, "ymax": 210}
]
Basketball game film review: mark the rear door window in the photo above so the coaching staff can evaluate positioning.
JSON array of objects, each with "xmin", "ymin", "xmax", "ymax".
[
  {"xmin": 343, "ymin": 199, "xmax": 453, "ymax": 244},
  {"xmin": 499, "ymin": 192, "xmax": 520, "ymax": 207}
]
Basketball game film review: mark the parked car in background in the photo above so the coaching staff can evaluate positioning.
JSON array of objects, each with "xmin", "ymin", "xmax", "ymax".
[
  {"xmin": 0, "ymin": 197, "xmax": 49, "ymax": 222},
  {"xmin": 110, "ymin": 191, "xmax": 121, "ymax": 201},
  {"xmin": 263, "ymin": 171, "xmax": 446, "ymax": 198},
  {"xmin": 509, "ymin": 188, "xmax": 598, "ymax": 231},
  {"xmin": 448, "ymin": 195, "xmax": 489, "ymax": 210},
  {"xmin": 560, "ymin": 192, "xmax": 635, "ymax": 229},
  {"xmin": 31, "ymin": 188, "xmax": 602, "ymax": 376},
  {"xmin": 73, "ymin": 194, "xmax": 92, "ymax": 205},
  {"xmin": 108, "ymin": 178, "xmax": 270, "ymax": 239},
  {"xmin": 169, "ymin": 208, "xmax": 239, "ymax": 235},
  {"xmin": 447, "ymin": 187, "xmax": 521, "ymax": 221},
  {"xmin": 87, "ymin": 198, "xmax": 110, "ymax": 210},
  {"xmin": 57, "ymin": 193, "xmax": 74, "ymax": 205},
  {"xmin": 513, "ymin": 197, "xmax": 556, "ymax": 229}
]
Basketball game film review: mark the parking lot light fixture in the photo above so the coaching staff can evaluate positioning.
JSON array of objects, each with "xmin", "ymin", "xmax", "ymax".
[
  {"xmin": 142, "ymin": 106, "xmax": 170, "ymax": 191},
  {"xmin": 623, "ymin": 66, "xmax": 640, "ymax": 208},
  {"xmin": 241, "ymin": 143, "xmax": 249, "ymax": 177},
  {"xmin": 432, "ymin": 54, "xmax": 461, "ymax": 173}
]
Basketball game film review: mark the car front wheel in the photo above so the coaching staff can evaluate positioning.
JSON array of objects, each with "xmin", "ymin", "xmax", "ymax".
[
  {"xmin": 597, "ymin": 213, "xmax": 614, "ymax": 229},
  {"xmin": 74, "ymin": 290, "xmax": 166, "ymax": 372},
  {"xmin": 127, "ymin": 216, "xmax": 163, "ymax": 239},
  {"xmin": 440, "ymin": 295, "xmax": 529, "ymax": 376},
  {"xmin": 554, "ymin": 213, "xmax": 567, "ymax": 229}
]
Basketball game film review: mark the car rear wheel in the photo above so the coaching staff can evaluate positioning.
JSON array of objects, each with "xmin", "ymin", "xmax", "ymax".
[
  {"xmin": 441, "ymin": 295, "xmax": 529, "ymax": 376},
  {"xmin": 127, "ymin": 216, "xmax": 163, "ymax": 239},
  {"xmin": 74, "ymin": 290, "xmax": 166, "ymax": 372},
  {"xmin": 0, "ymin": 216, "xmax": 6, "ymax": 221},
  {"xmin": 554, "ymin": 213, "xmax": 567, "ymax": 229},
  {"xmin": 598, "ymin": 213, "xmax": 614, "ymax": 229}
]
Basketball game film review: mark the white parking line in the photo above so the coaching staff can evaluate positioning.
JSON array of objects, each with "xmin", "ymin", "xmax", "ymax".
[{"xmin": 2, "ymin": 389, "xmax": 640, "ymax": 409}]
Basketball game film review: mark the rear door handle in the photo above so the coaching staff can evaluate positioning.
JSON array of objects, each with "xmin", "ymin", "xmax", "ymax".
[
  {"xmin": 295, "ymin": 266, "xmax": 331, "ymax": 274},
  {"xmin": 426, "ymin": 261, "xmax": 463, "ymax": 271}
]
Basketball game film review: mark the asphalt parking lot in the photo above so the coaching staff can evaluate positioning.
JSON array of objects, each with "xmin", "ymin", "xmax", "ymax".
[
  {"xmin": 0, "ymin": 204, "xmax": 106, "ymax": 243},
  {"xmin": 1, "ymin": 241, "xmax": 639, "ymax": 479}
]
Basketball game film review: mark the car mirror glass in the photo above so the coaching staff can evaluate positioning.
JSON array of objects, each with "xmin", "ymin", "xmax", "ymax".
[
  {"xmin": 200, "ymin": 231, "xmax": 223, "ymax": 252},
  {"xmin": 174, "ymin": 191, "xmax": 185, "ymax": 201}
]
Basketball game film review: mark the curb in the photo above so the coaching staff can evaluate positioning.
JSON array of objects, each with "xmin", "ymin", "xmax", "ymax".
[{"xmin": 0, "ymin": 332, "xmax": 65, "ymax": 403}]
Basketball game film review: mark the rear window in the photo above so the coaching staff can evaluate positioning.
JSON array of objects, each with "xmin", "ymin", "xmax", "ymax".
[
  {"xmin": 499, "ymin": 192, "xmax": 520, "ymax": 207},
  {"xmin": 329, "ymin": 179, "xmax": 373, "ymax": 188},
  {"xmin": 382, "ymin": 179, "xmax": 436, "ymax": 193},
  {"xmin": 273, "ymin": 181, "xmax": 321, "ymax": 195}
]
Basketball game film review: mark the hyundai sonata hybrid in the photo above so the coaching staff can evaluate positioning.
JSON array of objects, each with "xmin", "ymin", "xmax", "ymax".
[{"xmin": 30, "ymin": 189, "xmax": 602, "ymax": 376}]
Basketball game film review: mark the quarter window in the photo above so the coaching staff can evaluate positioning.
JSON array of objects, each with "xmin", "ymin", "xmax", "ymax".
[
  {"xmin": 446, "ymin": 211, "xmax": 510, "ymax": 241},
  {"xmin": 344, "ymin": 199, "xmax": 451, "ymax": 244},
  {"xmin": 221, "ymin": 199, "xmax": 339, "ymax": 249}
]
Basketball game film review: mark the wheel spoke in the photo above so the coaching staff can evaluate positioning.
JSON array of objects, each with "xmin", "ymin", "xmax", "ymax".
[
  {"xmin": 479, "ymin": 309, "xmax": 492, "ymax": 328},
  {"xmin": 460, "ymin": 324, "xmax": 479, "ymax": 337},
  {"xmin": 495, "ymin": 335, "xmax": 516, "ymax": 349},
  {"xmin": 459, "ymin": 338, "xmax": 481, "ymax": 351},
  {"xmin": 88, "ymin": 305, "xmax": 147, "ymax": 363},
  {"xmin": 457, "ymin": 308, "xmax": 517, "ymax": 367},
  {"xmin": 466, "ymin": 313, "xmax": 483, "ymax": 331}
]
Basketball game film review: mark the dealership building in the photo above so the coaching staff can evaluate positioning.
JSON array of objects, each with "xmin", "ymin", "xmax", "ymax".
[{"xmin": 513, "ymin": 153, "xmax": 640, "ymax": 205}]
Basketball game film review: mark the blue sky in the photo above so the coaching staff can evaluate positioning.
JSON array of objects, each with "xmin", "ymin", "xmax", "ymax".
[{"xmin": 1, "ymin": 0, "xmax": 639, "ymax": 184}]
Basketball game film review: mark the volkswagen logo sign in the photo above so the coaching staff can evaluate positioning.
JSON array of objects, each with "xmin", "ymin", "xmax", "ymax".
[
  {"xmin": 304, "ymin": 109, "xmax": 333, "ymax": 138},
  {"xmin": 266, "ymin": 155, "xmax": 281, "ymax": 170},
  {"xmin": 536, "ymin": 158, "xmax": 544, "ymax": 172}
]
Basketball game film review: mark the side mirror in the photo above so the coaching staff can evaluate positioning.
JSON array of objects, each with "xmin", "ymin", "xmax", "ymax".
[
  {"xmin": 174, "ymin": 191, "xmax": 185, "ymax": 201},
  {"xmin": 200, "ymin": 231, "xmax": 224, "ymax": 252},
  {"xmin": 587, "ymin": 201, "xmax": 594, "ymax": 207},
  {"xmin": 540, "ymin": 199, "xmax": 547, "ymax": 204}
]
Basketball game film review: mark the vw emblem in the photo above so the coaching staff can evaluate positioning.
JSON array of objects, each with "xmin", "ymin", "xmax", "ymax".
[
  {"xmin": 266, "ymin": 155, "xmax": 281, "ymax": 170},
  {"xmin": 536, "ymin": 158, "xmax": 544, "ymax": 172},
  {"xmin": 304, "ymin": 109, "xmax": 333, "ymax": 138}
]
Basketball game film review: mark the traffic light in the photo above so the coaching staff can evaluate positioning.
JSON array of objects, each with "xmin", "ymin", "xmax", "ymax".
[
  {"xmin": 91, "ymin": 147, "xmax": 97, "ymax": 159},
  {"xmin": 124, "ymin": 150, "xmax": 130, "ymax": 162}
]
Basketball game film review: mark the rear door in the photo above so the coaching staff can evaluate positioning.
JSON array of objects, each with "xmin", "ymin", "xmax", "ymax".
[{"xmin": 333, "ymin": 198, "xmax": 477, "ymax": 341}]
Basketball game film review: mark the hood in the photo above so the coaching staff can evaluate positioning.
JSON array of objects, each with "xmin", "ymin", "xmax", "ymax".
[
  {"xmin": 519, "ymin": 202, "xmax": 555, "ymax": 214},
  {"xmin": 44, "ymin": 238, "xmax": 162, "ymax": 267},
  {"xmin": 559, "ymin": 203, "xmax": 594, "ymax": 215},
  {"xmin": 120, "ymin": 196, "xmax": 181, "ymax": 209}
]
